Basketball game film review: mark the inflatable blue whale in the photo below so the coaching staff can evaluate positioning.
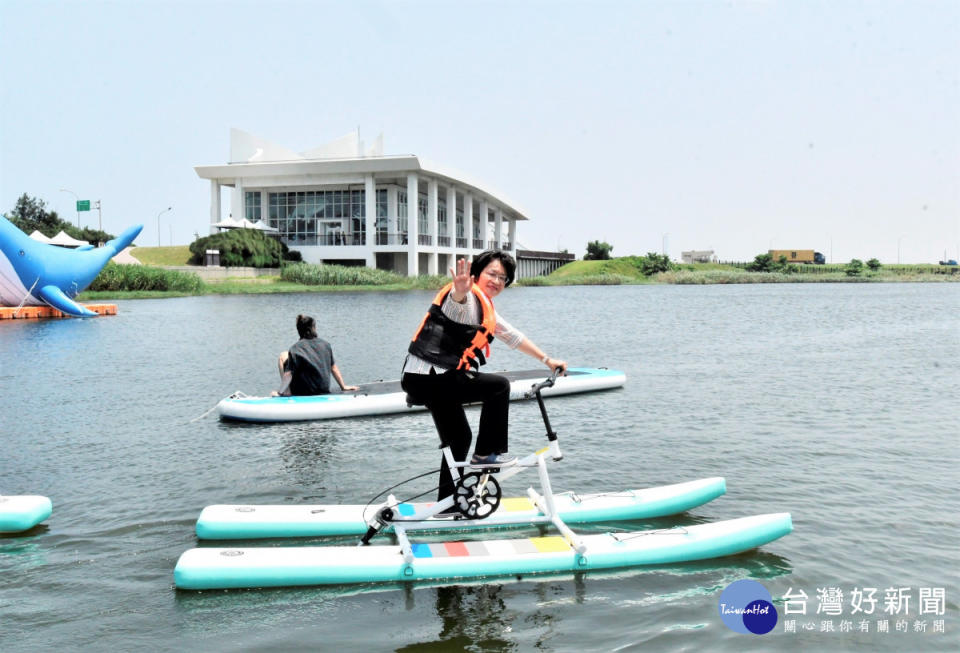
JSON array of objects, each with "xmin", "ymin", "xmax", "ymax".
[{"xmin": 0, "ymin": 215, "xmax": 142, "ymax": 317}]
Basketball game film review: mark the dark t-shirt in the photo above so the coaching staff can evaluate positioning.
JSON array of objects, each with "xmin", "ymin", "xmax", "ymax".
[{"xmin": 287, "ymin": 336, "xmax": 335, "ymax": 396}]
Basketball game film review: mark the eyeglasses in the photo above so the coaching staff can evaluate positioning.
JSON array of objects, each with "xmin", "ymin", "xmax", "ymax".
[{"xmin": 483, "ymin": 271, "xmax": 509, "ymax": 284}]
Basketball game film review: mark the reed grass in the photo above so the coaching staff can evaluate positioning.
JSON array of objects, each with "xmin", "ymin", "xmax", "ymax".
[{"xmin": 88, "ymin": 262, "xmax": 204, "ymax": 292}]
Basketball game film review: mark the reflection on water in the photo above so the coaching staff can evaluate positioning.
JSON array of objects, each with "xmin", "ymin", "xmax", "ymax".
[{"xmin": 0, "ymin": 536, "xmax": 50, "ymax": 569}]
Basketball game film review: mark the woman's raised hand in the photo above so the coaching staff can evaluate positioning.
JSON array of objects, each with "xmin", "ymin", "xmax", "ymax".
[{"xmin": 450, "ymin": 257, "xmax": 473, "ymax": 299}]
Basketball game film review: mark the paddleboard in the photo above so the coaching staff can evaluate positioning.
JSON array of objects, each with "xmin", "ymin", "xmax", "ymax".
[
  {"xmin": 0, "ymin": 495, "xmax": 52, "ymax": 533},
  {"xmin": 174, "ymin": 512, "xmax": 793, "ymax": 590},
  {"xmin": 217, "ymin": 367, "xmax": 626, "ymax": 423}
]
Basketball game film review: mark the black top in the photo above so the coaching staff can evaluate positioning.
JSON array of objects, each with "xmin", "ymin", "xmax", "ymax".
[{"xmin": 287, "ymin": 337, "xmax": 335, "ymax": 396}]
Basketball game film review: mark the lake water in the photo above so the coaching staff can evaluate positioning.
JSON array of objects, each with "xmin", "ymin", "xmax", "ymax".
[{"xmin": 1, "ymin": 283, "xmax": 958, "ymax": 652}]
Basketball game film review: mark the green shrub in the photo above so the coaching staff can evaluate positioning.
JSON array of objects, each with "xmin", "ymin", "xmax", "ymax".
[
  {"xmin": 189, "ymin": 229, "xmax": 289, "ymax": 267},
  {"xmin": 866, "ymin": 258, "xmax": 881, "ymax": 271},
  {"xmin": 640, "ymin": 252, "xmax": 673, "ymax": 276},
  {"xmin": 845, "ymin": 259, "xmax": 864, "ymax": 277},
  {"xmin": 747, "ymin": 253, "xmax": 774, "ymax": 272},
  {"xmin": 89, "ymin": 262, "xmax": 204, "ymax": 292},
  {"xmin": 584, "ymin": 240, "xmax": 613, "ymax": 260}
]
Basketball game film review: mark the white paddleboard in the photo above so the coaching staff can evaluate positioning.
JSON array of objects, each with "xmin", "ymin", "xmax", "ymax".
[{"xmin": 217, "ymin": 367, "xmax": 626, "ymax": 423}]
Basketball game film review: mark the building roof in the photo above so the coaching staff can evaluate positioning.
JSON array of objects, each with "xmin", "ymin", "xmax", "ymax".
[{"xmin": 194, "ymin": 129, "xmax": 529, "ymax": 221}]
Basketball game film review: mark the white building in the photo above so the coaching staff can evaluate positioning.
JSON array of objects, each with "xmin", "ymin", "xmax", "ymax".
[
  {"xmin": 195, "ymin": 129, "xmax": 527, "ymax": 276},
  {"xmin": 681, "ymin": 250, "xmax": 716, "ymax": 264}
]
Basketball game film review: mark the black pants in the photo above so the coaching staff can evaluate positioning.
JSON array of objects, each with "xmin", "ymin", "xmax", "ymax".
[{"xmin": 401, "ymin": 370, "xmax": 510, "ymax": 501}]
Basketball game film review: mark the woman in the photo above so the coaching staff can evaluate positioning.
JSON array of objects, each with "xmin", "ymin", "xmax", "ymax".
[{"xmin": 401, "ymin": 250, "xmax": 568, "ymax": 505}]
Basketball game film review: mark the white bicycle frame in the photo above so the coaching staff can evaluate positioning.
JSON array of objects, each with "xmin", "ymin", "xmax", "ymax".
[{"xmin": 359, "ymin": 371, "xmax": 586, "ymax": 560}]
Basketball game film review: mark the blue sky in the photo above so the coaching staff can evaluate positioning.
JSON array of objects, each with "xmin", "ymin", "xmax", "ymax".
[{"xmin": 1, "ymin": 0, "xmax": 957, "ymax": 263}]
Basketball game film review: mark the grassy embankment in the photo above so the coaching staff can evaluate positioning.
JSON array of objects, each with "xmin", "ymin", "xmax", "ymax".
[
  {"xmin": 518, "ymin": 258, "xmax": 959, "ymax": 285},
  {"xmin": 78, "ymin": 248, "xmax": 959, "ymax": 301},
  {"xmin": 78, "ymin": 248, "xmax": 450, "ymax": 300},
  {"xmin": 124, "ymin": 246, "xmax": 193, "ymax": 266}
]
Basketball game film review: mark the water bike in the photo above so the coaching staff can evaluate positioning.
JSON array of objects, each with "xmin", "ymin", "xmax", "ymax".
[{"xmin": 175, "ymin": 372, "xmax": 792, "ymax": 590}]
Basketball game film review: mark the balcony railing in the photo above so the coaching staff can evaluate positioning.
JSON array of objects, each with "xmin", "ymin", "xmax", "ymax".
[
  {"xmin": 437, "ymin": 236, "xmax": 451, "ymax": 247},
  {"xmin": 456, "ymin": 237, "xmax": 468, "ymax": 248},
  {"xmin": 418, "ymin": 234, "xmax": 432, "ymax": 246},
  {"xmin": 375, "ymin": 232, "xmax": 408, "ymax": 245},
  {"xmin": 281, "ymin": 234, "xmax": 364, "ymax": 247},
  {"xmin": 473, "ymin": 238, "xmax": 484, "ymax": 249}
]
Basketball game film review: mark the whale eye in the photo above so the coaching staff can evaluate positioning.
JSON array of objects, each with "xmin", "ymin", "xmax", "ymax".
[{"xmin": 19, "ymin": 250, "xmax": 25, "ymax": 256}]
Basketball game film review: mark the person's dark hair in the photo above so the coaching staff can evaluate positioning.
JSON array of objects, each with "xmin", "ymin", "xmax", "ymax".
[
  {"xmin": 296, "ymin": 314, "xmax": 317, "ymax": 339},
  {"xmin": 470, "ymin": 250, "xmax": 516, "ymax": 287}
]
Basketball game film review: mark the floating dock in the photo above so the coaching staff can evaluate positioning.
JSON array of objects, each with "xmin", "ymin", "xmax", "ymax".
[{"xmin": 0, "ymin": 304, "xmax": 117, "ymax": 320}]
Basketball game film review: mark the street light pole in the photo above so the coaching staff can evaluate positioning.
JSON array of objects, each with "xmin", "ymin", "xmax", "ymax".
[
  {"xmin": 157, "ymin": 207, "xmax": 172, "ymax": 247},
  {"xmin": 60, "ymin": 188, "xmax": 80, "ymax": 228}
]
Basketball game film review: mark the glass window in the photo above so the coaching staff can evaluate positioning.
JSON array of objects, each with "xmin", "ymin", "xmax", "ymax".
[{"xmin": 245, "ymin": 191, "xmax": 261, "ymax": 221}]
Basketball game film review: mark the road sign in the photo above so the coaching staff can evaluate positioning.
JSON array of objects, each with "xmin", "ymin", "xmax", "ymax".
[{"xmin": 77, "ymin": 200, "xmax": 91, "ymax": 212}]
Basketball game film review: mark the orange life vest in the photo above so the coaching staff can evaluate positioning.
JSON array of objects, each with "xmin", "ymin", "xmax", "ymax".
[{"xmin": 408, "ymin": 282, "xmax": 497, "ymax": 371}]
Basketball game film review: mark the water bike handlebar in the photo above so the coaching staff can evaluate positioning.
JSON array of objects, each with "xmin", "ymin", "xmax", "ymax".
[
  {"xmin": 523, "ymin": 367, "xmax": 563, "ymax": 399},
  {"xmin": 524, "ymin": 368, "xmax": 563, "ymax": 460}
]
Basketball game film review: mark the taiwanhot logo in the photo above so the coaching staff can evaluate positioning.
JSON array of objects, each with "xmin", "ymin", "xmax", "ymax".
[{"xmin": 718, "ymin": 579, "xmax": 778, "ymax": 635}]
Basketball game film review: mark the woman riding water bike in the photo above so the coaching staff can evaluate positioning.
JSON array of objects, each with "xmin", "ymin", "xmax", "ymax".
[{"xmin": 401, "ymin": 250, "xmax": 568, "ymax": 507}]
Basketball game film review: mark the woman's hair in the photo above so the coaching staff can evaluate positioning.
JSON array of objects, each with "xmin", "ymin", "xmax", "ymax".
[
  {"xmin": 296, "ymin": 314, "xmax": 317, "ymax": 339},
  {"xmin": 470, "ymin": 250, "xmax": 517, "ymax": 287}
]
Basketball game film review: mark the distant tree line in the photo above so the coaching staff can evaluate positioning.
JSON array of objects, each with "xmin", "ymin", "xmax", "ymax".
[
  {"xmin": 5, "ymin": 193, "xmax": 115, "ymax": 244},
  {"xmin": 746, "ymin": 252, "xmax": 881, "ymax": 276}
]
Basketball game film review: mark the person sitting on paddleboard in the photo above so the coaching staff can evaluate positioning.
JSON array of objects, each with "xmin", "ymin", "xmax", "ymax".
[
  {"xmin": 275, "ymin": 314, "xmax": 358, "ymax": 396},
  {"xmin": 401, "ymin": 250, "xmax": 568, "ymax": 506}
]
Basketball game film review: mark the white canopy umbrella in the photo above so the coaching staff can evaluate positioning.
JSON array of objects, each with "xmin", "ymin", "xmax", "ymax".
[
  {"xmin": 214, "ymin": 216, "xmax": 279, "ymax": 233},
  {"xmin": 251, "ymin": 219, "xmax": 279, "ymax": 232},
  {"xmin": 212, "ymin": 216, "xmax": 243, "ymax": 230},
  {"xmin": 29, "ymin": 230, "xmax": 54, "ymax": 244},
  {"xmin": 49, "ymin": 231, "xmax": 90, "ymax": 248}
]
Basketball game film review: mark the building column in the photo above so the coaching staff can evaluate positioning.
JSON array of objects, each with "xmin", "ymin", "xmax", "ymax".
[
  {"xmin": 464, "ymin": 193, "xmax": 474, "ymax": 256},
  {"xmin": 494, "ymin": 208, "xmax": 503, "ymax": 249},
  {"xmin": 209, "ymin": 181, "xmax": 221, "ymax": 234},
  {"xmin": 364, "ymin": 174, "xmax": 376, "ymax": 266},
  {"xmin": 259, "ymin": 191, "xmax": 268, "ymax": 224},
  {"xmin": 232, "ymin": 179, "xmax": 244, "ymax": 221},
  {"xmin": 507, "ymin": 217, "xmax": 517, "ymax": 253},
  {"xmin": 479, "ymin": 200, "xmax": 489, "ymax": 249},
  {"xmin": 427, "ymin": 179, "xmax": 438, "ymax": 275},
  {"xmin": 446, "ymin": 186, "xmax": 456, "ymax": 249},
  {"xmin": 407, "ymin": 174, "xmax": 419, "ymax": 276}
]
